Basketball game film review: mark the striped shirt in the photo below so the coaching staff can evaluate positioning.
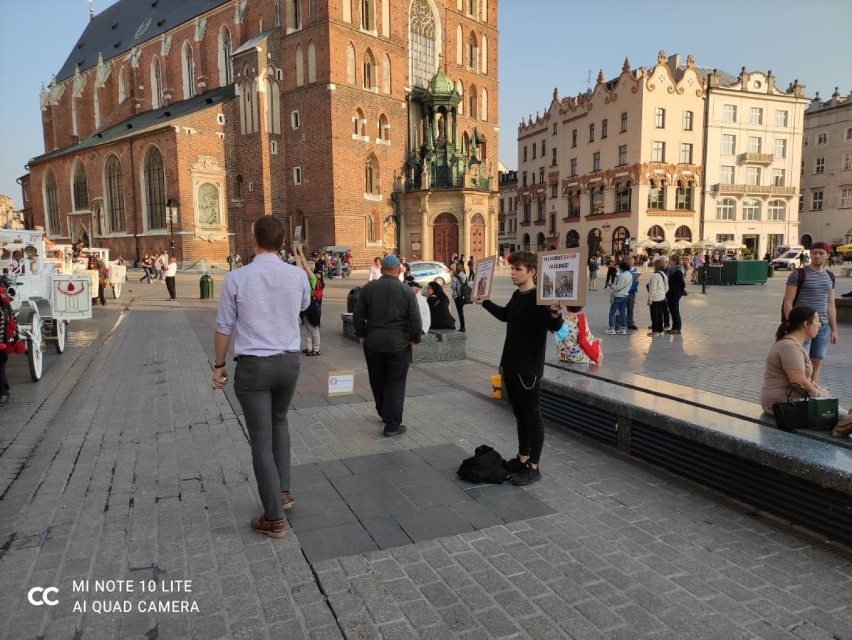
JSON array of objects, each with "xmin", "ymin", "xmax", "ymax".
[
  {"xmin": 215, "ymin": 253, "xmax": 311, "ymax": 356},
  {"xmin": 787, "ymin": 267, "xmax": 834, "ymax": 323}
]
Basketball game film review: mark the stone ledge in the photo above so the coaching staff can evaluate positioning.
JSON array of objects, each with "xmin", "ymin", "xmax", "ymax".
[
  {"xmin": 340, "ymin": 315, "xmax": 466, "ymax": 363},
  {"xmin": 837, "ymin": 297, "xmax": 852, "ymax": 324}
]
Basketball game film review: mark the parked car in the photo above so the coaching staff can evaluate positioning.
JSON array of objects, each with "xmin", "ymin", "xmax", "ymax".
[
  {"xmin": 408, "ymin": 261, "xmax": 452, "ymax": 285},
  {"xmin": 773, "ymin": 250, "xmax": 809, "ymax": 270}
]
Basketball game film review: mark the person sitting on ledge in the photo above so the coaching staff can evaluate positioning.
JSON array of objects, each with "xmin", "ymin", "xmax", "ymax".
[{"xmin": 424, "ymin": 281, "xmax": 456, "ymax": 330}]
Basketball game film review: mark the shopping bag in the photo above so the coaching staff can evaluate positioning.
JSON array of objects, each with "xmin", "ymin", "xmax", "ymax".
[
  {"xmin": 806, "ymin": 397, "xmax": 839, "ymax": 431},
  {"xmin": 771, "ymin": 384, "xmax": 809, "ymax": 432}
]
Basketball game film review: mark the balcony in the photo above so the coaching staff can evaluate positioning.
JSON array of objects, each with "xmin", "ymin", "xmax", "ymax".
[
  {"xmin": 738, "ymin": 153, "xmax": 774, "ymax": 165},
  {"xmin": 713, "ymin": 184, "xmax": 797, "ymax": 196}
]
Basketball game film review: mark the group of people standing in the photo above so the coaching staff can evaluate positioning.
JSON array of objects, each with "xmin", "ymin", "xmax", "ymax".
[{"xmin": 138, "ymin": 250, "xmax": 178, "ymax": 300}]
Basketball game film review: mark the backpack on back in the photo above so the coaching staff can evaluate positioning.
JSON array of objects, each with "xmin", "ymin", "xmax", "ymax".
[
  {"xmin": 781, "ymin": 267, "xmax": 835, "ymax": 321},
  {"xmin": 457, "ymin": 445, "xmax": 509, "ymax": 484},
  {"xmin": 460, "ymin": 277, "xmax": 473, "ymax": 304}
]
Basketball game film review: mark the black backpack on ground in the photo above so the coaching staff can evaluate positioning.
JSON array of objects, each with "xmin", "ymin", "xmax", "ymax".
[{"xmin": 457, "ymin": 445, "xmax": 509, "ymax": 483}]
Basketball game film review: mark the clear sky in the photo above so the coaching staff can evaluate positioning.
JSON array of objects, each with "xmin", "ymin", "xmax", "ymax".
[{"xmin": 1, "ymin": 0, "xmax": 850, "ymax": 208}]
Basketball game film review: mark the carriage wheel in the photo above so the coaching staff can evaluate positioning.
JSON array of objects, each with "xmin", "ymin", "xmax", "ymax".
[
  {"xmin": 112, "ymin": 282, "xmax": 122, "ymax": 299},
  {"xmin": 55, "ymin": 319, "xmax": 68, "ymax": 354},
  {"xmin": 20, "ymin": 308, "xmax": 43, "ymax": 382}
]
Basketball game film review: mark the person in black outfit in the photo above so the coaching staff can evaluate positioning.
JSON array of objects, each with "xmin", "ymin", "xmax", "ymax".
[
  {"xmin": 425, "ymin": 281, "xmax": 455, "ymax": 329},
  {"xmin": 353, "ymin": 255, "xmax": 422, "ymax": 436},
  {"xmin": 665, "ymin": 258, "xmax": 687, "ymax": 334},
  {"xmin": 478, "ymin": 250, "xmax": 563, "ymax": 486}
]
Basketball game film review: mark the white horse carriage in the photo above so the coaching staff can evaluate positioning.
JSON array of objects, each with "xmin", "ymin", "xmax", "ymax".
[
  {"xmin": 0, "ymin": 230, "xmax": 92, "ymax": 381},
  {"xmin": 48, "ymin": 244, "xmax": 127, "ymax": 299}
]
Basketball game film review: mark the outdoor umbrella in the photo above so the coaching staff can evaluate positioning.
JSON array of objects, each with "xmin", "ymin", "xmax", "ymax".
[
  {"xmin": 673, "ymin": 239, "xmax": 693, "ymax": 250},
  {"xmin": 721, "ymin": 240, "xmax": 746, "ymax": 250},
  {"xmin": 655, "ymin": 240, "xmax": 672, "ymax": 250},
  {"xmin": 636, "ymin": 238, "xmax": 658, "ymax": 249},
  {"xmin": 835, "ymin": 243, "xmax": 852, "ymax": 252},
  {"xmin": 693, "ymin": 238, "xmax": 715, "ymax": 249}
]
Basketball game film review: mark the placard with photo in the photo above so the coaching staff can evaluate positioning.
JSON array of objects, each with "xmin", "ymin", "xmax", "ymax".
[
  {"xmin": 471, "ymin": 255, "xmax": 497, "ymax": 301},
  {"xmin": 536, "ymin": 248, "xmax": 587, "ymax": 306}
]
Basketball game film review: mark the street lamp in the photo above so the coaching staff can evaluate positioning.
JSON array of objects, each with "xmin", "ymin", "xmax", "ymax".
[{"xmin": 166, "ymin": 199, "xmax": 178, "ymax": 259}]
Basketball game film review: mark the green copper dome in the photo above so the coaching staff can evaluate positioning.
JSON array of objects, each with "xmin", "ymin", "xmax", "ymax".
[{"xmin": 428, "ymin": 67, "xmax": 456, "ymax": 96}]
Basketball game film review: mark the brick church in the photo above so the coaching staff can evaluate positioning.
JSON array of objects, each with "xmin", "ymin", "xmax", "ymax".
[{"xmin": 20, "ymin": 0, "xmax": 499, "ymax": 267}]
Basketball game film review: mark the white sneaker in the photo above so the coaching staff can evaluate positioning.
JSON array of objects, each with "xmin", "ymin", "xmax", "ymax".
[
  {"xmin": 618, "ymin": 329, "xmax": 627, "ymax": 335},
  {"xmin": 605, "ymin": 328, "xmax": 616, "ymax": 335}
]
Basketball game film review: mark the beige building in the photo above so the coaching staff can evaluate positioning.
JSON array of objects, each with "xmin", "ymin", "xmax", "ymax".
[
  {"xmin": 799, "ymin": 89, "xmax": 852, "ymax": 248},
  {"xmin": 513, "ymin": 52, "xmax": 809, "ymax": 258},
  {"xmin": 704, "ymin": 70, "xmax": 809, "ymax": 256},
  {"xmin": 498, "ymin": 170, "xmax": 518, "ymax": 255}
]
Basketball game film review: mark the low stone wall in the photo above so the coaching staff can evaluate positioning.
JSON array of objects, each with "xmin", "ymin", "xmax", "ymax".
[{"xmin": 837, "ymin": 297, "xmax": 852, "ymax": 324}]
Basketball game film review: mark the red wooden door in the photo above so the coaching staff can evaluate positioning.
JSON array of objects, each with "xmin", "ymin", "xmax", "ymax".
[
  {"xmin": 470, "ymin": 213, "xmax": 485, "ymax": 260},
  {"xmin": 432, "ymin": 213, "xmax": 459, "ymax": 264}
]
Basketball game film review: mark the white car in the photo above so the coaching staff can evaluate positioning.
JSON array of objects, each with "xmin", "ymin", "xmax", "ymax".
[
  {"xmin": 773, "ymin": 250, "xmax": 808, "ymax": 270},
  {"xmin": 408, "ymin": 261, "xmax": 452, "ymax": 285}
]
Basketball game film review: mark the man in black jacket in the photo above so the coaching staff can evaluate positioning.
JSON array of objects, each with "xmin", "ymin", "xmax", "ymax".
[{"xmin": 353, "ymin": 256, "xmax": 422, "ymax": 436}]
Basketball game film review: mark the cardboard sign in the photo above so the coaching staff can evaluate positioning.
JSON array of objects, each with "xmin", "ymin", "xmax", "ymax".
[
  {"xmin": 536, "ymin": 248, "xmax": 588, "ymax": 307},
  {"xmin": 471, "ymin": 255, "xmax": 497, "ymax": 301},
  {"xmin": 294, "ymin": 225, "xmax": 303, "ymax": 244},
  {"xmin": 328, "ymin": 370, "xmax": 355, "ymax": 397}
]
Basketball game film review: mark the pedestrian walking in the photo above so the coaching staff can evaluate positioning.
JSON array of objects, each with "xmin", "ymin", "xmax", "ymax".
[
  {"xmin": 164, "ymin": 256, "xmax": 177, "ymax": 301},
  {"xmin": 625, "ymin": 254, "xmax": 640, "ymax": 330},
  {"xmin": 211, "ymin": 216, "xmax": 311, "ymax": 539},
  {"xmin": 781, "ymin": 241, "xmax": 837, "ymax": 384},
  {"xmin": 647, "ymin": 258, "xmax": 668, "ymax": 336},
  {"xmin": 477, "ymin": 250, "xmax": 564, "ymax": 486},
  {"xmin": 467, "ymin": 255, "xmax": 475, "ymax": 278},
  {"xmin": 605, "ymin": 261, "xmax": 632, "ymax": 335},
  {"xmin": 588, "ymin": 253, "xmax": 601, "ymax": 291},
  {"xmin": 353, "ymin": 255, "xmax": 422, "ymax": 437},
  {"xmin": 450, "ymin": 263, "xmax": 469, "ymax": 332},
  {"xmin": 139, "ymin": 254, "xmax": 154, "ymax": 283}
]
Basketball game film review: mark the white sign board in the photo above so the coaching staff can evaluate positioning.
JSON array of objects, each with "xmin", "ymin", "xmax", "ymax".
[
  {"xmin": 328, "ymin": 370, "xmax": 355, "ymax": 397},
  {"xmin": 51, "ymin": 274, "xmax": 93, "ymax": 320}
]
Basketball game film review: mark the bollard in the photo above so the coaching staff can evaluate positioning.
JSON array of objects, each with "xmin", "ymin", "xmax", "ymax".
[
  {"xmin": 200, "ymin": 274, "xmax": 214, "ymax": 299},
  {"xmin": 491, "ymin": 374, "xmax": 502, "ymax": 400}
]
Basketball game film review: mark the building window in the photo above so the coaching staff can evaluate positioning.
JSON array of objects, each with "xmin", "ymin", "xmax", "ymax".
[
  {"xmin": 571, "ymin": 129, "xmax": 577, "ymax": 147},
  {"xmin": 843, "ymin": 152, "xmax": 852, "ymax": 170},
  {"xmin": 218, "ymin": 26, "xmax": 233, "ymax": 86},
  {"xmin": 655, "ymin": 107, "xmax": 665, "ymax": 128},
  {"xmin": 840, "ymin": 188, "xmax": 852, "ymax": 208},
  {"xmin": 522, "ymin": 202, "xmax": 531, "ymax": 222},
  {"xmin": 803, "ymin": 136, "xmax": 808, "ymax": 148},
  {"xmin": 266, "ymin": 78, "xmax": 281, "ymax": 134},
  {"xmin": 801, "ymin": 160, "xmax": 805, "ymax": 176},
  {"xmin": 104, "ymin": 155, "xmax": 126, "ymax": 233},
  {"xmin": 589, "ymin": 186, "xmax": 604, "ymax": 215},
  {"xmin": 720, "ymin": 165, "xmax": 734, "ymax": 184},
  {"xmin": 151, "ymin": 56, "xmax": 163, "ymax": 109},
  {"xmin": 799, "ymin": 194, "xmax": 804, "ymax": 212},
  {"xmin": 72, "ymin": 162, "xmax": 88, "ymax": 211},
  {"xmin": 531, "ymin": 144, "xmax": 536, "ymax": 159},
  {"xmin": 44, "ymin": 169, "xmax": 59, "ymax": 235},
  {"xmin": 815, "ymin": 158, "xmax": 825, "ymax": 174},
  {"xmin": 648, "ymin": 181, "xmax": 665, "ymax": 209},
  {"xmin": 551, "ymin": 147, "xmax": 557, "ymax": 166},
  {"xmin": 742, "ymin": 198, "xmax": 761, "ymax": 221},
  {"xmin": 746, "ymin": 167, "xmax": 761, "ymax": 186},
  {"xmin": 291, "ymin": 110, "xmax": 301, "ymax": 129},
  {"xmin": 467, "ymin": 32, "xmax": 478, "ymax": 72},
  {"xmin": 308, "ymin": 42, "xmax": 317, "ymax": 83},
  {"xmin": 541, "ymin": 140, "xmax": 545, "ymax": 156},
  {"xmin": 293, "ymin": 166, "xmax": 302, "ymax": 185},
  {"xmin": 614, "ymin": 181, "xmax": 631, "ymax": 212},
  {"xmin": 772, "ymin": 169, "xmax": 786, "ymax": 187},
  {"xmin": 552, "ymin": 123, "xmax": 557, "ymax": 135},
  {"xmin": 716, "ymin": 198, "xmax": 735, "ymax": 220},
  {"xmin": 286, "ymin": 0, "xmax": 301, "ymax": 30},
  {"xmin": 675, "ymin": 180, "xmax": 692, "ymax": 210},
  {"xmin": 774, "ymin": 138, "xmax": 787, "ymax": 159},
  {"xmin": 382, "ymin": 53, "xmax": 391, "ymax": 93},
  {"xmin": 182, "ymin": 41, "xmax": 195, "ymax": 100},
  {"xmin": 521, "ymin": 171, "xmax": 527, "ymax": 187},
  {"xmin": 296, "ymin": 45, "xmax": 305, "ymax": 86},
  {"xmin": 620, "ymin": 112, "xmax": 627, "ymax": 132},
  {"xmin": 346, "ymin": 43, "xmax": 356, "ymax": 84},
  {"xmin": 468, "ymin": 86, "xmax": 477, "ymax": 119},
  {"xmin": 144, "ymin": 148, "xmax": 166, "ymax": 230},
  {"xmin": 522, "ymin": 146, "xmax": 527, "ymax": 162},
  {"xmin": 409, "ymin": 0, "xmax": 437, "ymax": 89},
  {"xmin": 592, "ymin": 152, "xmax": 600, "ymax": 171},
  {"xmin": 618, "ymin": 145, "xmax": 627, "ymax": 165},
  {"xmin": 651, "ymin": 141, "xmax": 665, "ymax": 162},
  {"xmin": 566, "ymin": 229, "xmax": 580, "ymax": 247},
  {"xmin": 683, "ymin": 110, "xmax": 693, "ymax": 131},
  {"xmin": 551, "ymin": 183, "xmax": 558, "ymax": 198},
  {"xmin": 363, "ymin": 51, "xmax": 376, "ymax": 90},
  {"xmin": 723, "ymin": 104, "xmax": 736, "ymax": 122},
  {"xmin": 378, "ymin": 114, "xmax": 390, "ymax": 141},
  {"xmin": 817, "ymin": 133, "xmax": 827, "ymax": 145},
  {"xmin": 679, "ymin": 143, "xmax": 693, "ymax": 164},
  {"xmin": 353, "ymin": 109, "xmax": 366, "ymax": 136},
  {"xmin": 588, "ymin": 123, "xmax": 594, "ymax": 142},
  {"xmin": 118, "ymin": 67, "xmax": 127, "ymax": 102},
  {"xmin": 721, "ymin": 134, "xmax": 736, "ymax": 155},
  {"xmin": 749, "ymin": 107, "xmax": 763, "ymax": 125},
  {"xmin": 811, "ymin": 190, "xmax": 823, "ymax": 210},
  {"xmin": 361, "ymin": 0, "xmax": 375, "ymax": 30},
  {"xmin": 601, "ymin": 119, "xmax": 608, "ymax": 138},
  {"xmin": 569, "ymin": 158, "xmax": 577, "ymax": 176},
  {"xmin": 768, "ymin": 200, "xmax": 786, "ymax": 221},
  {"xmin": 537, "ymin": 200, "xmax": 545, "ymax": 221},
  {"xmin": 747, "ymin": 136, "xmax": 762, "ymax": 154},
  {"xmin": 846, "ymin": 127, "xmax": 852, "ymax": 140},
  {"xmin": 567, "ymin": 191, "xmax": 581, "ymax": 218},
  {"xmin": 538, "ymin": 167, "xmax": 544, "ymax": 184}
]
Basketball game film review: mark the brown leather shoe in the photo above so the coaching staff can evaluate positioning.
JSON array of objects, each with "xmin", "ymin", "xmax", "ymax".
[
  {"xmin": 250, "ymin": 515, "xmax": 286, "ymax": 539},
  {"xmin": 281, "ymin": 490, "xmax": 294, "ymax": 510}
]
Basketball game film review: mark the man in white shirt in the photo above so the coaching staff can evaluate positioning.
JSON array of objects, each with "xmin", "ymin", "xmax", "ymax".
[
  {"xmin": 164, "ymin": 257, "xmax": 178, "ymax": 301},
  {"xmin": 406, "ymin": 281, "xmax": 431, "ymax": 335}
]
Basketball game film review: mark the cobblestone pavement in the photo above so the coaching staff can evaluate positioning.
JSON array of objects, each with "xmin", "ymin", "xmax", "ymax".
[{"xmin": 0, "ymin": 271, "xmax": 850, "ymax": 639}]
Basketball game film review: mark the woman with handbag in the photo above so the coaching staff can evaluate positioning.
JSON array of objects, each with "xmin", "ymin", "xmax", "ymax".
[
  {"xmin": 759, "ymin": 305, "xmax": 830, "ymax": 413},
  {"xmin": 646, "ymin": 258, "xmax": 668, "ymax": 336}
]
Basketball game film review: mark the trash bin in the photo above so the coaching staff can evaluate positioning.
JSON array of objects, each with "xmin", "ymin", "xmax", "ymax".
[
  {"xmin": 347, "ymin": 287, "xmax": 362, "ymax": 313},
  {"xmin": 491, "ymin": 374, "xmax": 502, "ymax": 400},
  {"xmin": 767, "ymin": 264, "xmax": 774, "ymax": 278},
  {"xmin": 200, "ymin": 274, "xmax": 214, "ymax": 299}
]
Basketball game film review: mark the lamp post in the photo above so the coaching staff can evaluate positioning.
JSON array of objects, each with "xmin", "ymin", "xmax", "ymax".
[{"xmin": 166, "ymin": 199, "xmax": 178, "ymax": 260}]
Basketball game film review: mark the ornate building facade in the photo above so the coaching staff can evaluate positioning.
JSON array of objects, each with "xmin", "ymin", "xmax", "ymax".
[{"xmin": 22, "ymin": 0, "xmax": 499, "ymax": 267}]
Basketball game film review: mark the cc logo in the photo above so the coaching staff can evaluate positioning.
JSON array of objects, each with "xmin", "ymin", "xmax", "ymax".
[{"xmin": 27, "ymin": 587, "xmax": 59, "ymax": 606}]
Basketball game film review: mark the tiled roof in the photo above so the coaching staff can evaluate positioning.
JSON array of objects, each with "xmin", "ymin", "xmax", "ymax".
[
  {"xmin": 688, "ymin": 66, "xmax": 740, "ymax": 87},
  {"xmin": 29, "ymin": 85, "xmax": 235, "ymax": 164},
  {"xmin": 231, "ymin": 28, "xmax": 278, "ymax": 56},
  {"xmin": 56, "ymin": 0, "xmax": 232, "ymax": 82}
]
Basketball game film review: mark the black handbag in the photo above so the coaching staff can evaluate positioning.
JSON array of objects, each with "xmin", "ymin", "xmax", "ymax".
[{"xmin": 771, "ymin": 384, "xmax": 809, "ymax": 432}]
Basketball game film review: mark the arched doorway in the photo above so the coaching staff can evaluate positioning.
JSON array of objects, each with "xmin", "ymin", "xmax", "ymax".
[
  {"xmin": 675, "ymin": 225, "xmax": 692, "ymax": 241},
  {"xmin": 76, "ymin": 225, "xmax": 90, "ymax": 247},
  {"xmin": 469, "ymin": 213, "xmax": 485, "ymax": 260},
  {"xmin": 612, "ymin": 226, "xmax": 629, "ymax": 255},
  {"xmin": 800, "ymin": 234, "xmax": 813, "ymax": 249},
  {"xmin": 433, "ymin": 212, "xmax": 459, "ymax": 265},
  {"xmin": 588, "ymin": 228, "xmax": 602, "ymax": 255},
  {"xmin": 565, "ymin": 230, "xmax": 580, "ymax": 248},
  {"xmin": 647, "ymin": 225, "xmax": 665, "ymax": 241},
  {"xmin": 522, "ymin": 233, "xmax": 530, "ymax": 251},
  {"xmin": 536, "ymin": 233, "xmax": 546, "ymax": 251}
]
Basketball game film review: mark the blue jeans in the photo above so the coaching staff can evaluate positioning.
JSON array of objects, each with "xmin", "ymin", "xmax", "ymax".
[
  {"xmin": 803, "ymin": 323, "xmax": 830, "ymax": 360},
  {"xmin": 234, "ymin": 353, "xmax": 300, "ymax": 521},
  {"xmin": 608, "ymin": 296, "xmax": 628, "ymax": 329}
]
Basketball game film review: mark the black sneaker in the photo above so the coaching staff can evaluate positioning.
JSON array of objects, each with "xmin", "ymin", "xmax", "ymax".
[
  {"xmin": 383, "ymin": 424, "xmax": 407, "ymax": 437},
  {"xmin": 504, "ymin": 456, "xmax": 527, "ymax": 474},
  {"xmin": 510, "ymin": 463, "xmax": 541, "ymax": 486}
]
